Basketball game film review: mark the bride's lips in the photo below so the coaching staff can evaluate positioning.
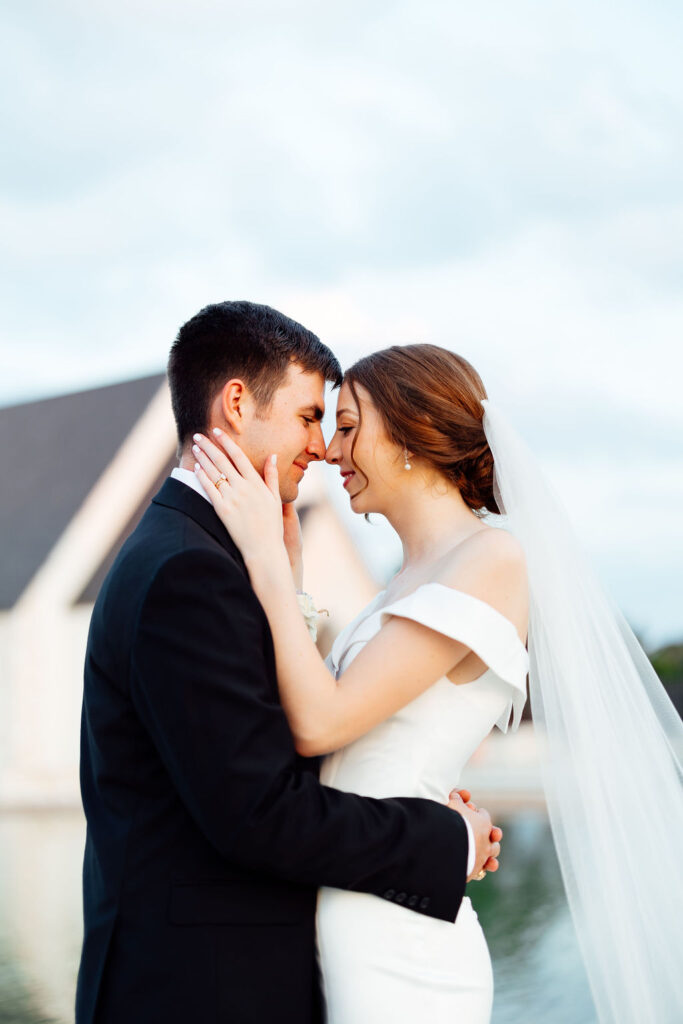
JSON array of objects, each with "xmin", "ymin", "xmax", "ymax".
[{"xmin": 341, "ymin": 470, "xmax": 356, "ymax": 490}]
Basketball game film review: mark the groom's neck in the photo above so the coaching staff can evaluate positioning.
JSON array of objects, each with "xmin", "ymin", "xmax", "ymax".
[
  {"xmin": 176, "ymin": 429, "xmax": 246, "ymax": 473},
  {"xmin": 177, "ymin": 447, "xmax": 196, "ymax": 472}
]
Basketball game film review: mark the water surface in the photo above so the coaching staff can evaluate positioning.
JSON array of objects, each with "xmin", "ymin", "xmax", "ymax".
[{"xmin": 0, "ymin": 808, "xmax": 595, "ymax": 1023}]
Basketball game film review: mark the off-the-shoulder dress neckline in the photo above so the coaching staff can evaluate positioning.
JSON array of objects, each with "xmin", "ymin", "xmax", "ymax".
[{"xmin": 370, "ymin": 580, "xmax": 528, "ymax": 652}]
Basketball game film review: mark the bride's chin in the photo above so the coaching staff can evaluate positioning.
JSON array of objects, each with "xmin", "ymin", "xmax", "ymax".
[{"xmin": 349, "ymin": 492, "xmax": 375, "ymax": 515}]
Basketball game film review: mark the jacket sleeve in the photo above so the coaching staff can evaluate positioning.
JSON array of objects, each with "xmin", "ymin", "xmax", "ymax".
[{"xmin": 130, "ymin": 548, "xmax": 468, "ymax": 922}]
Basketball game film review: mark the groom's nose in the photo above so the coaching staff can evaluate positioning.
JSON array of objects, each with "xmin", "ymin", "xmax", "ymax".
[{"xmin": 306, "ymin": 422, "xmax": 326, "ymax": 462}]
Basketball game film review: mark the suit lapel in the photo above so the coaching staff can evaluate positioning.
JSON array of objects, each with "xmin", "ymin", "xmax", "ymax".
[{"xmin": 152, "ymin": 477, "xmax": 247, "ymax": 571}]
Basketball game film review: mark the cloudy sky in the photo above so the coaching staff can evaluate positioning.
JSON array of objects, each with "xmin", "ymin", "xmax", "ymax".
[{"xmin": 2, "ymin": 0, "xmax": 682, "ymax": 644}]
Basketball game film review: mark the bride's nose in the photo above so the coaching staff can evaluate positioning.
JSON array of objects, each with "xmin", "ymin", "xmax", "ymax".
[{"xmin": 325, "ymin": 435, "xmax": 341, "ymax": 465}]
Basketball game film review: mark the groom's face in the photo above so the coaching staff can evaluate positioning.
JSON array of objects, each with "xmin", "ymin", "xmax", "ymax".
[{"xmin": 240, "ymin": 362, "xmax": 327, "ymax": 503}]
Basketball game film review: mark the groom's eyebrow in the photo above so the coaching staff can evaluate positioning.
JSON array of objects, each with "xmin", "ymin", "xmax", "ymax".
[{"xmin": 300, "ymin": 404, "xmax": 324, "ymax": 420}]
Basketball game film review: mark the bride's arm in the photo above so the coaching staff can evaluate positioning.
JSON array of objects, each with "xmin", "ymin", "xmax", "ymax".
[
  {"xmin": 247, "ymin": 536, "xmax": 525, "ymax": 756},
  {"xmin": 247, "ymin": 556, "xmax": 478, "ymax": 756},
  {"xmin": 192, "ymin": 430, "xmax": 526, "ymax": 757}
]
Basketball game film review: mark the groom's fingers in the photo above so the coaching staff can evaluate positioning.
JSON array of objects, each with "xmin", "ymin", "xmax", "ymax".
[
  {"xmin": 483, "ymin": 857, "xmax": 499, "ymax": 872},
  {"xmin": 490, "ymin": 826, "xmax": 503, "ymax": 842}
]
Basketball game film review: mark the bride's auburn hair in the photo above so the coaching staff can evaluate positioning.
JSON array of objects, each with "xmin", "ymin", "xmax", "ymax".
[{"xmin": 344, "ymin": 344, "xmax": 500, "ymax": 516}]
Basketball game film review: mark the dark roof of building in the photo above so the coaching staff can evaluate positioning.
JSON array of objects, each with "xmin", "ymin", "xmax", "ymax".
[{"xmin": 0, "ymin": 373, "xmax": 166, "ymax": 608}]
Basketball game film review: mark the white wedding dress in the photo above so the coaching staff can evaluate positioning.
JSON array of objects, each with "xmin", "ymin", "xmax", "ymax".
[{"xmin": 316, "ymin": 581, "xmax": 529, "ymax": 1024}]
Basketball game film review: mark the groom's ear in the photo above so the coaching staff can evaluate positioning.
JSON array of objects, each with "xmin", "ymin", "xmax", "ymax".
[{"xmin": 216, "ymin": 378, "xmax": 249, "ymax": 435}]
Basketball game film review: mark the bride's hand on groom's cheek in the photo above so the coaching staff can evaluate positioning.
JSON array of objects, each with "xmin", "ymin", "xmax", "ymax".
[{"xmin": 191, "ymin": 430, "xmax": 285, "ymax": 566}]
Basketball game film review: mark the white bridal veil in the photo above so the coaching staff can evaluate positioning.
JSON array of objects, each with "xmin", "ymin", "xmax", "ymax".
[{"xmin": 481, "ymin": 400, "xmax": 683, "ymax": 1024}]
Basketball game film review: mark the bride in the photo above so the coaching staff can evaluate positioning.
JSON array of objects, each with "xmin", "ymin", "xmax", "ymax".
[{"xmin": 192, "ymin": 343, "xmax": 682, "ymax": 1024}]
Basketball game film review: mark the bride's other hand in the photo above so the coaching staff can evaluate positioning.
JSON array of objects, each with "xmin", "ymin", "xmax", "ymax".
[
  {"xmin": 192, "ymin": 430, "xmax": 287, "ymax": 571},
  {"xmin": 282, "ymin": 502, "xmax": 304, "ymax": 591},
  {"xmin": 457, "ymin": 788, "xmax": 503, "ymax": 871},
  {"xmin": 448, "ymin": 791, "xmax": 502, "ymax": 881}
]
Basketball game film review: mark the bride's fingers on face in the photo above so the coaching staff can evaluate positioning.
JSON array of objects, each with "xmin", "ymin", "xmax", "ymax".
[
  {"xmin": 211, "ymin": 428, "xmax": 258, "ymax": 480},
  {"xmin": 192, "ymin": 433, "xmax": 239, "ymax": 481},
  {"xmin": 192, "ymin": 444, "xmax": 232, "ymax": 488},
  {"xmin": 194, "ymin": 463, "xmax": 223, "ymax": 507}
]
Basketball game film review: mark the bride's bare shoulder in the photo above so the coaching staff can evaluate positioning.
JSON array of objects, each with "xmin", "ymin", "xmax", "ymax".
[
  {"xmin": 433, "ymin": 527, "xmax": 528, "ymax": 631},
  {"xmin": 463, "ymin": 525, "xmax": 525, "ymax": 563},
  {"xmin": 440, "ymin": 526, "xmax": 525, "ymax": 573}
]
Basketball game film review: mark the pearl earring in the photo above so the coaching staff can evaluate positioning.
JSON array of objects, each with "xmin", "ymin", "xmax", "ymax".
[{"xmin": 403, "ymin": 447, "xmax": 412, "ymax": 471}]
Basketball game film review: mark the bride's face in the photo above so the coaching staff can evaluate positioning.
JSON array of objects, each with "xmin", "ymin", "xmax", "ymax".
[{"xmin": 325, "ymin": 380, "xmax": 408, "ymax": 515}]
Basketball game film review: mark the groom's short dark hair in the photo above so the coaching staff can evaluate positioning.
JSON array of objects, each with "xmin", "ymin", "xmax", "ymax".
[{"xmin": 168, "ymin": 300, "xmax": 342, "ymax": 447}]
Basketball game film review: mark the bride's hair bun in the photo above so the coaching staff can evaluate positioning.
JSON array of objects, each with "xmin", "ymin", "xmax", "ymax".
[
  {"xmin": 456, "ymin": 446, "xmax": 498, "ymax": 517},
  {"xmin": 344, "ymin": 344, "xmax": 500, "ymax": 516}
]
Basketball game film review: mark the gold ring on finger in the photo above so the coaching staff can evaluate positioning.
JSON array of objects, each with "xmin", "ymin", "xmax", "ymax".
[
  {"xmin": 475, "ymin": 870, "xmax": 486, "ymax": 881},
  {"xmin": 215, "ymin": 474, "xmax": 228, "ymax": 489}
]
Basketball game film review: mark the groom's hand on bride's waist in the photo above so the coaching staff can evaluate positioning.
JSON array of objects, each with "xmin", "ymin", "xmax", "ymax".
[{"xmin": 448, "ymin": 788, "xmax": 502, "ymax": 882}]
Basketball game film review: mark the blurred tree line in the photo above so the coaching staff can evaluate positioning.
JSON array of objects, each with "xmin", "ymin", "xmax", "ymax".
[
  {"xmin": 517, "ymin": 640, "xmax": 683, "ymax": 722},
  {"xmin": 649, "ymin": 642, "xmax": 683, "ymax": 716}
]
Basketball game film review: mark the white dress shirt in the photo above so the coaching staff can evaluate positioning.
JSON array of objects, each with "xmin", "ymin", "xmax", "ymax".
[
  {"xmin": 169, "ymin": 466, "xmax": 476, "ymax": 878},
  {"xmin": 171, "ymin": 465, "xmax": 211, "ymax": 502}
]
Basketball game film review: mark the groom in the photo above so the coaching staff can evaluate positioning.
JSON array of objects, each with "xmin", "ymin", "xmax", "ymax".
[{"xmin": 76, "ymin": 300, "xmax": 501, "ymax": 1024}]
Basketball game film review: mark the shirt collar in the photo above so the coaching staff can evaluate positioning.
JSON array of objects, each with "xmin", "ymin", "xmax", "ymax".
[{"xmin": 170, "ymin": 466, "xmax": 212, "ymax": 503}]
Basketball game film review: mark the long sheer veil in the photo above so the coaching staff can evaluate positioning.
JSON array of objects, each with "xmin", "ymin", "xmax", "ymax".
[{"xmin": 481, "ymin": 400, "xmax": 683, "ymax": 1024}]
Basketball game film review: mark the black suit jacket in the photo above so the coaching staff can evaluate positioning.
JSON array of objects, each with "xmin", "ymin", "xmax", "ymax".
[{"xmin": 76, "ymin": 478, "xmax": 468, "ymax": 1024}]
